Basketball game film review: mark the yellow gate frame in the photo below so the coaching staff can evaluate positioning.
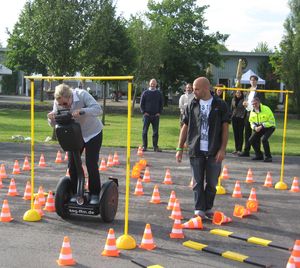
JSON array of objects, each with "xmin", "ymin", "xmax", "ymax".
[{"xmin": 23, "ymin": 76, "xmax": 136, "ymax": 249}]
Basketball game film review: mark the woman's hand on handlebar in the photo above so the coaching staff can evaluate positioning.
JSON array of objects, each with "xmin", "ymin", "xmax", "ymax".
[
  {"xmin": 72, "ymin": 109, "xmax": 82, "ymax": 118},
  {"xmin": 47, "ymin": 111, "xmax": 55, "ymax": 120}
]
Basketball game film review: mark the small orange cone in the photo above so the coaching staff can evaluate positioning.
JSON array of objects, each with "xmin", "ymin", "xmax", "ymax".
[
  {"xmin": 138, "ymin": 159, "xmax": 147, "ymax": 169},
  {"xmin": 133, "ymin": 179, "xmax": 144, "ymax": 196},
  {"xmin": 0, "ymin": 164, "xmax": 8, "ymax": 179},
  {"xmin": 290, "ymin": 177, "xmax": 300, "ymax": 193},
  {"xmin": 232, "ymin": 180, "xmax": 242, "ymax": 198},
  {"xmin": 142, "ymin": 167, "xmax": 151, "ymax": 183},
  {"xmin": 22, "ymin": 181, "xmax": 32, "ymax": 200},
  {"xmin": 169, "ymin": 199, "xmax": 183, "ymax": 220},
  {"xmin": 137, "ymin": 146, "xmax": 143, "ymax": 157},
  {"xmin": 166, "ymin": 190, "xmax": 176, "ymax": 210},
  {"xmin": 212, "ymin": 211, "xmax": 232, "ymax": 225},
  {"xmin": 38, "ymin": 153, "xmax": 47, "ymax": 167},
  {"xmin": 245, "ymin": 168, "xmax": 254, "ymax": 183},
  {"xmin": 221, "ymin": 165, "xmax": 229, "ymax": 180},
  {"xmin": 290, "ymin": 240, "xmax": 300, "ymax": 268},
  {"xmin": 189, "ymin": 177, "xmax": 195, "ymax": 188},
  {"xmin": 34, "ymin": 196, "xmax": 44, "ymax": 217},
  {"xmin": 248, "ymin": 188, "xmax": 258, "ymax": 202},
  {"xmin": 286, "ymin": 255, "xmax": 296, "ymax": 268},
  {"xmin": 57, "ymin": 236, "xmax": 76, "ymax": 266},
  {"xmin": 12, "ymin": 160, "xmax": 21, "ymax": 175},
  {"xmin": 99, "ymin": 158, "xmax": 107, "ymax": 171},
  {"xmin": 246, "ymin": 200, "xmax": 258, "ymax": 213},
  {"xmin": 64, "ymin": 151, "xmax": 68, "ymax": 162},
  {"xmin": 22, "ymin": 156, "xmax": 30, "ymax": 171},
  {"xmin": 182, "ymin": 216, "xmax": 203, "ymax": 229},
  {"xmin": 107, "ymin": 154, "xmax": 114, "ymax": 167},
  {"xmin": 170, "ymin": 219, "xmax": 184, "ymax": 239},
  {"xmin": 7, "ymin": 178, "xmax": 19, "ymax": 196},
  {"xmin": 263, "ymin": 171, "xmax": 273, "ymax": 187},
  {"xmin": 149, "ymin": 185, "xmax": 161, "ymax": 204},
  {"xmin": 37, "ymin": 186, "xmax": 46, "ymax": 205},
  {"xmin": 43, "ymin": 191, "xmax": 56, "ymax": 212},
  {"xmin": 0, "ymin": 177, "xmax": 3, "ymax": 189},
  {"xmin": 101, "ymin": 228, "xmax": 120, "ymax": 257},
  {"xmin": 113, "ymin": 152, "xmax": 120, "ymax": 165},
  {"xmin": 0, "ymin": 199, "xmax": 13, "ymax": 222},
  {"xmin": 233, "ymin": 204, "xmax": 251, "ymax": 218},
  {"xmin": 55, "ymin": 150, "xmax": 63, "ymax": 163},
  {"xmin": 163, "ymin": 168, "xmax": 173, "ymax": 185},
  {"xmin": 139, "ymin": 224, "xmax": 156, "ymax": 250}
]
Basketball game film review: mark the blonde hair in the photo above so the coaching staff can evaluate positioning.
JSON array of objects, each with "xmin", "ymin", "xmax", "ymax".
[{"xmin": 54, "ymin": 84, "xmax": 73, "ymax": 100}]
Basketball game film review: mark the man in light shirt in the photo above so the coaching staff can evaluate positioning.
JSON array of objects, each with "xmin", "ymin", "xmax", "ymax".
[{"xmin": 178, "ymin": 83, "xmax": 194, "ymax": 127}]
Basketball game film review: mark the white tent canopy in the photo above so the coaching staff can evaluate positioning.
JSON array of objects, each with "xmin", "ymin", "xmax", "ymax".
[
  {"xmin": 0, "ymin": 64, "xmax": 12, "ymax": 75},
  {"xmin": 236, "ymin": 69, "xmax": 265, "ymax": 85}
]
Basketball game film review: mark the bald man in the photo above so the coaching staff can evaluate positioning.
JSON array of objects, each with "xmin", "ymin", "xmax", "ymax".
[{"xmin": 176, "ymin": 77, "xmax": 230, "ymax": 219}]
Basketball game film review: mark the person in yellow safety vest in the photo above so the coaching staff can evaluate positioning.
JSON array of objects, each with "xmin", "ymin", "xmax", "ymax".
[{"xmin": 248, "ymin": 97, "xmax": 276, "ymax": 162}]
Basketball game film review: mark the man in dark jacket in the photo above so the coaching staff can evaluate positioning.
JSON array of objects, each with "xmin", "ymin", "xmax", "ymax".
[{"xmin": 176, "ymin": 77, "xmax": 230, "ymax": 219}]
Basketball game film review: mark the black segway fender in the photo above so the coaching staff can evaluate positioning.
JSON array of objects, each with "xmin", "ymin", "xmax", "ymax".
[
  {"xmin": 55, "ymin": 176, "xmax": 72, "ymax": 219},
  {"xmin": 99, "ymin": 179, "xmax": 118, "ymax": 223}
]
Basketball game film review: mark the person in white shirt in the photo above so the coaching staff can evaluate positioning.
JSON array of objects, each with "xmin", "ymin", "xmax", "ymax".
[{"xmin": 178, "ymin": 83, "xmax": 194, "ymax": 127}]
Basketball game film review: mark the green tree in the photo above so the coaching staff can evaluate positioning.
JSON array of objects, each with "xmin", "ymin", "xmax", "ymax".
[{"xmin": 252, "ymin": 42, "xmax": 273, "ymax": 53}]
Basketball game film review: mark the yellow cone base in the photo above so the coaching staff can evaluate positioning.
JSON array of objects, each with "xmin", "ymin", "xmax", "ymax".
[
  {"xmin": 216, "ymin": 186, "xmax": 226, "ymax": 195},
  {"xmin": 23, "ymin": 209, "xmax": 42, "ymax": 221},
  {"xmin": 274, "ymin": 181, "xmax": 288, "ymax": 190},
  {"xmin": 116, "ymin": 234, "xmax": 136, "ymax": 249}
]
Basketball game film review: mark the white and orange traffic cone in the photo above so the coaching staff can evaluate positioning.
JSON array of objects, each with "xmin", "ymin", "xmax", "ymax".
[
  {"xmin": 113, "ymin": 152, "xmax": 120, "ymax": 166},
  {"xmin": 170, "ymin": 219, "xmax": 184, "ymax": 239},
  {"xmin": 286, "ymin": 255, "xmax": 296, "ymax": 268},
  {"xmin": 248, "ymin": 188, "xmax": 258, "ymax": 202},
  {"xmin": 133, "ymin": 179, "xmax": 144, "ymax": 196},
  {"xmin": 101, "ymin": 228, "xmax": 120, "ymax": 257},
  {"xmin": 12, "ymin": 160, "xmax": 21, "ymax": 175},
  {"xmin": 221, "ymin": 165, "xmax": 229, "ymax": 180},
  {"xmin": 245, "ymin": 168, "xmax": 254, "ymax": 183},
  {"xmin": 169, "ymin": 199, "xmax": 183, "ymax": 220},
  {"xmin": 149, "ymin": 185, "xmax": 161, "ymax": 204},
  {"xmin": 107, "ymin": 154, "xmax": 114, "ymax": 167},
  {"xmin": 290, "ymin": 177, "xmax": 300, "ymax": 193},
  {"xmin": 38, "ymin": 153, "xmax": 47, "ymax": 167},
  {"xmin": 137, "ymin": 146, "xmax": 143, "ymax": 157},
  {"xmin": 0, "ymin": 163, "xmax": 8, "ymax": 179},
  {"xmin": 55, "ymin": 150, "xmax": 63, "ymax": 163},
  {"xmin": 162, "ymin": 168, "xmax": 173, "ymax": 185},
  {"xmin": 233, "ymin": 204, "xmax": 251, "ymax": 218},
  {"xmin": 7, "ymin": 178, "xmax": 19, "ymax": 196},
  {"xmin": 22, "ymin": 181, "xmax": 31, "ymax": 200},
  {"xmin": 34, "ymin": 196, "xmax": 44, "ymax": 217},
  {"xmin": 166, "ymin": 190, "xmax": 176, "ymax": 210},
  {"xmin": 232, "ymin": 180, "xmax": 242, "ymax": 198},
  {"xmin": 139, "ymin": 224, "xmax": 156, "ymax": 250},
  {"xmin": 57, "ymin": 236, "xmax": 76, "ymax": 266},
  {"xmin": 142, "ymin": 167, "xmax": 151, "ymax": 183},
  {"xmin": 22, "ymin": 156, "xmax": 30, "ymax": 171},
  {"xmin": 43, "ymin": 191, "xmax": 56, "ymax": 212},
  {"xmin": 0, "ymin": 199, "xmax": 13, "ymax": 222},
  {"xmin": 263, "ymin": 171, "xmax": 273, "ymax": 187},
  {"xmin": 37, "ymin": 186, "xmax": 46, "ymax": 206},
  {"xmin": 290, "ymin": 240, "xmax": 300, "ymax": 268},
  {"xmin": 246, "ymin": 200, "xmax": 258, "ymax": 213},
  {"xmin": 99, "ymin": 158, "xmax": 107, "ymax": 171},
  {"xmin": 212, "ymin": 211, "xmax": 232, "ymax": 225},
  {"xmin": 182, "ymin": 216, "xmax": 203, "ymax": 229}
]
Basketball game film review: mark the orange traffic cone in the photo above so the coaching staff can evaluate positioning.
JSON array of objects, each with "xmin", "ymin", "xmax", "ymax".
[
  {"xmin": 139, "ymin": 159, "xmax": 147, "ymax": 169},
  {"xmin": 133, "ymin": 179, "xmax": 144, "ymax": 196},
  {"xmin": 0, "ymin": 199, "xmax": 13, "ymax": 222},
  {"xmin": 169, "ymin": 199, "xmax": 183, "ymax": 220},
  {"xmin": 142, "ymin": 167, "xmax": 151, "ymax": 183},
  {"xmin": 221, "ymin": 165, "xmax": 229, "ymax": 180},
  {"xmin": 7, "ymin": 178, "xmax": 19, "ymax": 196},
  {"xmin": 246, "ymin": 200, "xmax": 258, "ymax": 213},
  {"xmin": 245, "ymin": 168, "xmax": 254, "ymax": 183},
  {"xmin": 166, "ymin": 190, "xmax": 176, "ymax": 210},
  {"xmin": 290, "ymin": 177, "xmax": 300, "ymax": 193},
  {"xmin": 23, "ymin": 181, "xmax": 31, "ymax": 200},
  {"xmin": 149, "ymin": 185, "xmax": 161, "ymax": 204},
  {"xmin": 101, "ymin": 228, "xmax": 120, "ymax": 257},
  {"xmin": 99, "ymin": 158, "xmax": 107, "ymax": 171},
  {"xmin": 212, "ymin": 211, "xmax": 232, "ymax": 225},
  {"xmin": 12, "ymin": 160, "xmax": 21, "ymax": 175},
  {"xmin": 64, "ymin": 151, "xmax": 68, "ymax": 162},
  {"xmin": 55, "ymin": 150, "xmax": 63, "ymax": 163},
  {"xmin": 57, "ymin": 236, "xmax": 76, "ymax": 266},
  {"xmin": 232, "ymin": 180, "xmax": 242, "ymax": 198},
  {"xmin": 139, "ymin": 224, "xmax": 156, "ymax": 250},
  {"xmin": 182, "ymin": 216, "xmax": 203, "ymax": 229},
  {"xmin": 0, "ymin": 164, "xmax": 8, "ymax": 179},
  {"xmin": 189, "ymin": 177, "xmax": 195, "ymax": 188},
  {"xmin": 263, "ymin": 171, "xmax": 273, "ymax": 187},
  {"xmin": 290, "ymin": 240, "xmax": 300, "ymax": 268},
  {"xmin": 137, "ymin": 146, "xmax": 143, "ymax": 157},
  {"xmin": 38, "ymin": 153, "xmax": 47, "ymax": 167},
  {"xmin": 44, "ymin": 191, "xmax": 56, "ymax": 212},
  {"xmin": 163, "ymin": 168, "xmax": 173, "ymax": 185},
  {"xmin": 22, "ymin": 156, "xmax": 30, "ymax": 171},
  {"xmin": 286, "ymin": 255, "xmax": 296, "ymax": 268},
  {"xmin": 34, "ymin": 196, "xmax": 44, "ymax": 217},
  {"xmin": 113, "ymin": 152, "xmax": 120, "ymax": 165},
  {"xmin": 37, "ymin": 186, "xmax": 46, "ymax": 205},
  {"xmin": 233, "ymin": 204, "xmax": 251, "ymax": 218},
  {"xmin": 248, "ymin": 188, "xmax": 258, "ymax": 202},
  {"xmin": 107, "ymin": 154, "xmax": 114, "ymax": 167},
  {"xmin": 170, "ymin": 219, "xmax": 184, "ymax": 239}
]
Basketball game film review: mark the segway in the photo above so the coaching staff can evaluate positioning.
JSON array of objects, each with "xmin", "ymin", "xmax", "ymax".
[{"xmin": 54, "ymin": 109, "xmax": 118, "ymax": 222}]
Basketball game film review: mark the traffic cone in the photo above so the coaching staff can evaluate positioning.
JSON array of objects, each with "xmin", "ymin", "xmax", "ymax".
[
  {"xmin": 163, "ymin": 168, "xmax": 173, "ymax": 185},
  {"xmin": 245, "ymin": 168, "xmax": 254, "ymax": 183},
  {"xmin": 34, "ymin": 196, "xmax": 44, "ymax": 217},
  {"xmin": 43, "ymin": 191, "xmax": 56, "ymax": 212},
  {"xmin": 248, "ymin": 188, "xmax": 258, "ymax": 202},
  {"xmin": 290, "ymin": 177, "xmax": 300, "ymax": 193},
  {"xmin": 263, "ymin": 171, "xmax": 273, "ymax": 187},
  {"xmin": 38, "ymin": 153, "xmax": 47, "ymax": 167},
  {"xmin": 0, "ymin": 164, "xmax": 8, "ymax": 179},
  {"xmin": 7, "ymin": 178, "xmax": 19, "ymax": 196},
  {"xmin": 182, "ymin": 216, "xmax": 203, "ymax": 229},
  {"xmin": 166, "ymin": 190, "xmax": 176, "ymax": 210},
  {"xmin": 55, "ymin": 150, "xmax": 63, "ymax": 163},
  {"xmin": 37, "ymin": 186, "xmax": 46, "ymax": 205},
  {"xmin": 12, "ymin": 160, "xmax": 21, "ymax": 175},
  {"xmin": 57, "ymin": 236, "xmax": 76, "ymax": 266},
  {"xmin": 107, "ymin": 154, "xmax": 114, "ymax": 167},
  {"xmin": 0, "ymin": 177, "xmax": 2, "ymax": 189},
  {"xmin": 233, "ymin": 204, "xmax": 251, "ymax": 218},
  {"xmin": 101, "ymin": 228, "xmax": 120, "ymax": 257},
  {"xmin": 142, "ymin": 167, "xmax": 151, "ymax": 183},
  {"xmin": 137, "ymin": 146, "xmax": 143, "ymax": 157},
  {"xmin": 22, "ymin": 156, "xmax": 30, "ymax": 171},
  {"xmin": 138, "ymin": 159, "xmax": 147, "ymax": 169},
  {"xmin": 133, "ymin": 179, "xmax": 144, "ymax": 196},
  {"xmin": 169, "ymin": 199, "xmax": 183, "ymax": 220},
  {"xmin": 246, "ymin": 200, "xmax": 258, "ymax": 213},
  {"xmin": 212, "ymin": 211, "xmax": 232, "ymax": 225},
  {"xmin": 286, "ymin": 255, "xmax": 296, "ymax": 268},
  {"xmin": 232, "ymin": 180, "xmax": 242, "ymax": 198},
  {"xmin": 99, "ymin": 158, "xmax": 107, "ymax": 171},
  {"xmin": 149, "ymin": 185, "xmax": 161, "ymax": 204},
  {"xmin": 131, "ymin": 166, "xmax": 141, "ymax": 179},
  {"xmin": 290, "ymin": 240, "xmax": 300, "ymax": 268},
  {"xmin": 22, "ymin": 181, "xmax": 31, "ymax": 200},
  {"xmin": 0, "ymin": 199, "xmax": 13, "ymax": 222},
  {"xmin": 221, "ymin": 165, "xmax": 229, "ymax": 180},
  {"xmin": 139, "ymin": 224, "xmax": 156, "ymax": 250},
  {"xmin": 170, "ymin": 219, "xmax": 184, "ymax": 239},
  {"xmin": 64, "ymin": 151, "xmax": 68, "ymax": 162},
  {"xmin": 113, "ymin": 151, "xmax": 120, "ymax": 165}
]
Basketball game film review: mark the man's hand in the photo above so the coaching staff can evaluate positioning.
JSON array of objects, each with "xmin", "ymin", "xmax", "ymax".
[
  {"xmin": 47, "ymin": 111, "xmax": 55, "ymax": 120},
  {"xmin": 72, "ymin": 109, "xmax": 81, "ymax": 118},
  {"xmin": 215, "ymin": 149, "xmax": 225, "ymax": 162},
  {"xmin": 255, "ymin": 125, "xmax": 263, "ymax": 132},
  {"xmin": 176, "ymin": 151, "xmax": 183, "ymax": 163}
]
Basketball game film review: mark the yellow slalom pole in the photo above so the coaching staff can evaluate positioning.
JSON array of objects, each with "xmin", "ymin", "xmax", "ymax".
[
  {"xmin": 23, "ymin": 80, "xmax": 41, "ymax": 221},
  {"xmin": 116, "ymin": 80, "xmax": 136, "ymax": 249},
  {"xmin": 275, "ymin": 93, "xmax": 289, "ymax": 190}
]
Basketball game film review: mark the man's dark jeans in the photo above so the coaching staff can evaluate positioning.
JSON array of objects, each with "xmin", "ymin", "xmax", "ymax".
[
  {"xmin": 142, "ymin": 114, "xmax": 160, "ymax": 149},
  {"xmin": 249, "ymin": 127, "xmax": 275, "ymax": 158},
  {"xmin": 190, "ymin": 152, "xmax": 221, "ymax": 212}
]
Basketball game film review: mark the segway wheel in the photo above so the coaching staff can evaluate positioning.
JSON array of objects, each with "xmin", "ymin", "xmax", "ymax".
[
  {"xmin": 55, "ymin": 176, "xmax": 72, "ymax": 219},
  {"xmin": 99, "ymin": 181, "xmax": 118, "ymax": 223}
]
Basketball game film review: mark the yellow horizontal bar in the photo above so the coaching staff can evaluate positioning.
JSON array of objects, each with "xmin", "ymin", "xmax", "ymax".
[
  {"xmin": 183, "ymin": 240, "xmax": 208, "ymax": 251},
  {"xmin": 222, "ymin": 251, "xmax": 248, "ymax": 262},
  {"xmin": 210, "ymin": 229, "xmax": 233, "ymax": 237},
  {"xmin": 215, "ymin": 86, "xmax": 293, "ymax": 94},
  {"xmin": 247, "ymin": 237, "xmax": 272, "ymax": 246},
  {"xmin": 24, "ymin": 76, "xmax": 134, "ymax": 81},
  {"xmin": 147, "ymin": 265, "xmax": 164, "ymax": 268}
]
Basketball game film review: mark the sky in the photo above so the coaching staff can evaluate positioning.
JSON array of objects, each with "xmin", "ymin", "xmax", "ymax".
[{"xmin": 0, "ymin": 0, "xmax": 290, "ymax": 52}]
